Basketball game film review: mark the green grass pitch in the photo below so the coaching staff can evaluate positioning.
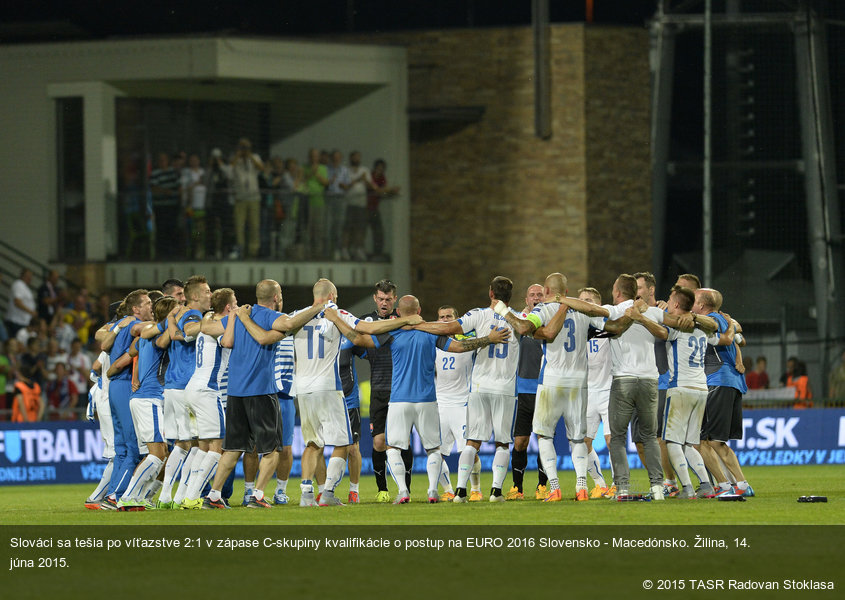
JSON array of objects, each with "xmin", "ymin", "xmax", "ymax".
[{"xmin": 2, "ymin": 464, "xmax": 843, "ymax": 525}]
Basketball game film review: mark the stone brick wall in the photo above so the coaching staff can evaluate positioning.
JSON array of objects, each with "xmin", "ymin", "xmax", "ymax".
[{"xmin": 352, "ymin": 24, "xmax": 649, "ymax": 315}]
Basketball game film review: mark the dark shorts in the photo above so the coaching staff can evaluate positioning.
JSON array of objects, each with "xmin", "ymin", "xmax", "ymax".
[
  {"xmin": 348, "ymin": 407, "xmax": 361, "ymax": 443},
  {"xmin": 656, "ymin": 388, "xmax": 667, "ymax": 438},
  {"xmin": 369, "ymin": 390, "xmax": 390, "ymax": 437},
  {"xmin": 514, "ymin": 393, "xmax": 536, "ymax": 438},
  {"xmin": 224, "ymin": 394, "xmax": 283, "ymax": 454},
  {"xmin": 701, "ymin": 386, "xmax": 743, "ymax": 442}
]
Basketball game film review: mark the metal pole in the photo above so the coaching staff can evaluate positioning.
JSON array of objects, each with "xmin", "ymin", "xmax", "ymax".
[{"xmin": 703, "ymin": 0, "xmax": 713, "ymax": 287}]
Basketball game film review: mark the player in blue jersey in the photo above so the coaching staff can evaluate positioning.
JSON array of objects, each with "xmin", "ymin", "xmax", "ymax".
[
  {"xmin": 201, "ymin": 279, "xmax": 325, "ymax": 508},
  {"xmin": 99, "ymin": 290, "xmax": 153, "ymax": 509},
  {"xmin": 181, "ymin": 288, "xmax": 237, "ymax": 508},
  {"xmin": 158, "ymin": 275, "xmax": 211, "ymax": 508},
  {"xmin": 338, "ymin": 334, "xmax": 367, "ymax": 503},
  {"xmin": 693, "ymin": 288, "xmax": 754, "ymax": 497},
  {"xmin": 327, "ymin": 295, "xmax": 508, "ymax": 503},
  {"xmin": 119, "ymin": 296, "xmax": 181, "ymax": 509}
]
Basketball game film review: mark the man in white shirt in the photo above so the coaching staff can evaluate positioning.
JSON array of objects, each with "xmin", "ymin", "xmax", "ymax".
[{"xmin": 5, "ymin": 269, "xmax": 37, "ymax": 338}]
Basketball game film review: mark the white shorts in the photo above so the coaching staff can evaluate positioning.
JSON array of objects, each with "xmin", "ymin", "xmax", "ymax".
[
  {"xmin": 298, "ymin": 390, "xmax": 353, "ymax": 448},
  {"xmin": 186, "ymin": 386, "xmax": 225, "ymax": 440},
  {"xmin": 465, "ymin": 392, "xmax": 517, "ymax": 444},
  {"xmin": 164, "ymin": 388, "xmax": 194, "ymax": 442},
  {"xmin": 386, "ymin": 401, "xmax": 441, "ymax": 451},
  {"xmin": 586, "ymin": 388, "xmax": 610, "ymax": 439},
  {"xmin": 438, "ymin": 403, "xmax": 467, "ymax": 456},
  {"xmin": 532, "ymin": 384, "xmax": 587, "ymax": 442},
  {"xmin": 129, "ymin": 397, "xmax": 165, "ymax": 445},
  {"xmin": 93, "ymin": 386, "xmax": 115, "ymax": 459},
  {"xmin": 662, "ymin": 388, "xmax": 707, "ymax": 446}
]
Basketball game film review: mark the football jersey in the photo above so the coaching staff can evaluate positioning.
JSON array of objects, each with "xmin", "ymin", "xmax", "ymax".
[
  {"xmin": 458, "ymin": 306, "xmax": 520, "ymax": 396},
  {"xmin": 274, "ymin": 335, "xmax": 295, "ymax": 397},
  {"xmin": 665, "ymin": 326, "xmax": 709, "ymax": 389},
  {"xmin": 339, "ymin": 337, "xmax": 365, "ymax": 409},
  {"xmin": 704, "ymin": 312, "xmax": 748, "ymax": 393},
  {"xmin": 586, "ymin": 334, "xmax": 612, "ymax": 392},
  {"xmin": 526, "ymin": 302, "xmax": 592, "ymax": 388},
  {"xmin": 164, "ymin": 309, "xmax": 202, "ymax": 389},
  {"xmin": 373, "ymin": 329, "xmax": 451, "ymax": 403},
  {"xmin": 108, "ymin": 318, "xmax": 140, "ymax": 381},
  {"xmin": 603, "ymin": 300, "xmax": 665, "ymax": 378},
  {"xmin": 516, "ymin": 335, "xmax": 542, "ymax": 394},
  {"xmin": 132, "ymin": 324, "xmax": 166, "ymax": 399},
  {"xmin": 187, "ymin": 329, "xmax": 230, "ymax": 394},
  {"xmin": 97, "ymin": 350, "xmax": 111, "ymax": 398},
  {"xmin": 222, "ymin": 304, "xmax": 280, "ymax": 397},
  {"xmin": 292, "ymin": 307, "xmax": 359, "ymax": 393},
  {"xmin": 435, "ymin": 334, "xmax": 474, "ymax": 406}
]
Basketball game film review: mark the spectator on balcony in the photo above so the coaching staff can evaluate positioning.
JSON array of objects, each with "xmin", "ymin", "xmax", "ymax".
[
  {"xmin": 37, "ymin": 269, "xmax": 62, "ymax": 322},
  {"xmin": 343, "ymin": 151, "xmax": 373, "ymax": 262},
  {"xmin": 829, "ymin": 350, "xmax": 845, "ymax": 400},
  {"xmin": 207, "ymin": 148, "xmax": 233, "ymax": 260},
  {"xmin": 304, "ymin": 148, "xmax": 329, "ymax": 259},
  {"xmin": 260, "ymin": 156, "xmax": 286, "ymax": 258},
  {"xmin": 182, "ymin": 154, "xmax": 208, "ymax": 260},
  {"xmin": 5, "ymin": 268, "xmax": 37, "ymax": 339},
  {"xmin": 745, "ymin": 355, "xmax": 769, "ymax": 390},
  {"xmin": 231, "ymin": 138, "xmax": 264, "ymax": 259},
  {"xmin": 326, "ymin": 149, "xmax": 350, "ymax": 261},
  {"xmin": 150, "ymin": 152, "xmax": 183, "ymax": 259},
  {"xmin": 366, "ymin": 159, "xmax": 400, "ymax": 261},
  {"xmin": 280, "ymin": 158, "xmax": 306, "ymax": 258}
]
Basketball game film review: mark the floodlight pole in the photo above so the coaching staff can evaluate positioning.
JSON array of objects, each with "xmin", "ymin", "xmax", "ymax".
[{"xmin": 702, "ymin": 0, "xmax": 713, "ymax": 287}]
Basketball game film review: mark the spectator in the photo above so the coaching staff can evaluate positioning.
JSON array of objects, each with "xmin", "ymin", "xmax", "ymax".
[
  {"xmin": 366, "ymin": 159, "xmax": 400, "ymax": 261},
  {"xmin": 64, "ymin": 293, "xmax": 93, "ymax": 346},
  {"xmin": 230, "ymin": 138, "xmax": 264, "ymax": 259},
  {"xmin": 46, "ymin": 362, "xmax": 79, "ymax": 420},
  {"xmin": 52, "ymin": 306, "xmax": 77, "ymax": 352},
  {"xmin": 326, "ymin": 149, "xmax": 350, "ymax": 261},
  {"xmin": 15, "ymin": 318, "xmax": 40, "ymax": 347},
  {"xmin": 67, "ymin": 338, "xmax": 92, "ymax": 394},
  {"xmin": 0, "ymin": 341, "xmax": 10, "ymax": 417},
  {"xmin": 829, "ymin": 350, "xmax": 845, "ymax": 399},
  {"xmin": 779, "ymin": 356, "xmax": 797, "ymax": 387},
  {"xmin": 745, "ymin": 355, "xmax": 770, "ymax": 390},
  {"xmin": 149, "ymin": 152, "xmax": 182, "ymax": 259},
  {"xmin": 182, "ymin": 154, "xmax": 208, "ymax": 259},
  {"xmin": 0, "ymin": 274, "xmax": 7, "ymax": 342},
  {"xmin": 90, "ymin": 293, "xmax": 111, "ymax": 338},
  {"xmin": 790, "ymin": 360, "xmax": 813, "ymax": 408},
  {"xmin": 5, "ymin": 268, "xmax": 37, "ymax": 338},
  {"xmin": 260, "ymin": 156, "xmax": 285, "ymax": 258},
  {"xmin": 11, "ymin": 364, "xmax": 43, "ymax": 423},
  {"xmin": 207, "ymin": 148, "xmax": 233, "ymax": 260},
  {"xmin": 343, "ymin": 151, "xmax": 373, "ymax": 261},
  {"xmin": 20, "ymin": 337, "xmax": 49, "ymax": 389},
  {"xmin": 304, "ymin": 148, "xmax": 329, "ymax": 258},
  {"xmin": 44, "ymin": 338, "xmax": 68, "ymax": 379},
  {"xmin": 37, "ymin": 269, "xmax": 62, "ymax": 322}
]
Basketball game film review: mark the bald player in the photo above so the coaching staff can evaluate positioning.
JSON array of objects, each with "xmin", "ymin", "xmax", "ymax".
[{"xmin": 328, "ymin": 295, "xmax": 507, "ymax": 503}]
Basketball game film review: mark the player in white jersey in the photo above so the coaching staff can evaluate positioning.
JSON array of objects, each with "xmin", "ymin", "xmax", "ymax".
[
  {"xmin": 84, "ymin": 350, "xmax": 115, "ymax": 509},
  {"xmin": 238, "ymin": 278, "xmax": 420, "ymax": 506},
  {"xmin": 433, "ymin": 305, "xmax": 481, "ymax": 501},
  {"xmin": 180, "ymin": 288, "xmax": 235, "ymax": 508},
  {"xmin": 270, "ymin": 334, "xmax": 298, "ymax": 505},
  {"xmin": 413, "ymin": 276, "xmax": 520, "ymax": 502},
  {"xmin": 625, "ymin": 285, "xmax": 718, "ymax": 499},
  {"xmin": 500, "ymin": 273, "xmax": 603, "ymax": 502},
  {"xmin": 578, "ymin": 287, "xmax": 613, "ymax": 498}
]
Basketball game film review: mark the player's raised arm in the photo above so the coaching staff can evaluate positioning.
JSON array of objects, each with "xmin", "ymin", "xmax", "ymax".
[
  {"xmin": 412, "ymin": 318, "xmax": 462, "ymax": 336},
  {"xmin": 492, "ymin": 300, "xmax": 536, "ymax": 336},
  {"xmin": 560, "ymin": 296, "xmax": 610, "ymax": 318},
  {"xmin": 271, "ymin": 301, "xmax": 324, "ymax": 334},
  {"xmin": 533, "ymin": 302, "xmax": 568, "ymax": 341},
  {"xmin": 201, "ymin": 312, "xmax": 225, "ymax": 337},
  {"xmin": 324, "ymin": 307, "xmax": 376, "ymax": 348},
  {"xmin": 626, "ymin": 306, "xmax": 668, "ymax": 341},
  {"xmin": 237, "ymin": 305, "xmax": 285, "ymax": 345},
  {"xmin": 444, "ymin": 326, "xmax": 510, "ymax": 353},
  {"xmin": 662, "ymin": 311, "xmax": 718, "ymax": 335}
]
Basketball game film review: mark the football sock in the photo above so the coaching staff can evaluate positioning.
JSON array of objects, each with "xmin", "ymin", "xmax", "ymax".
[
  {"xmin": 87, "ymin": 458, "xmax": 114, "ymax": 502},
  {"xmin": 511, "ymin": 449, "xmax": 527, "ymax": 492},
  {"xmin": 252, "ymin": 488, "xmax": 265, "ymax": 501},
  {"xmin": 401, "ymin": 446, "xmax": 413, "ymax": 491},
  {"xmin": 300, "ymin": 479, "xmax": 313, "ymax": 494},
  {"xmin": 324, "ymin": 456, "xmax": 346, "ymax": 493},
  {"xmin": 470, "ymin": 454, "xmax": 481, "ymax": 491},
  {"xmin": 349, "ymin": 482, "xmax": 359, "ymax": 493},
  {"xmin": 571, "ymin": 441, "xmax": 588, "ymax": 485},
  {"xmin": 159, "ymin": 446, "xmax": 188, "ymax": 503},
  {"xmin": 439, "ymin": 458, "xmax": 453, "ymax": 492},
  {"xmin": 386, "ymin": 448, "xmax": 408, "ymax": 495},
  {"xmin": 456, "ymin": 445, "xmax": 478, "ymax": 491},
  {"xmin": 491, "ymin": 446, "xmax": 509, "ymax": 490},
  {"xmin": 667, "ymin": 442, "xmax": 692, "ymax": 488},
  {"xmin": 735, "ymin": 480, "xmax": 749, "ymax": 491},
  {"xmin": 317, "ymin": 483, "xmax": 325, "ymax": 494},
  {"xmin": 538, "ymin": 437, "xmax": 558, "ymax": 482},
  {"xmin": 187, "ymin": 451, "xmax": 220, "ymax": 501},
  {"xmin": 663, "ymin": 478, "xmax": 677, "ymax": 487},
  {"xmin": 173, "ymin": 447, "xmax": 200, "ymax": 505},
  {"xmin": 244, "ymin": 481, "xmax": 255, "ymax": 495},
  {"xmin": 372, "ymin": 450, "xmax": 388, "ymax": 491},
  {"xmin": 425, "ymin": 449, "xmax": 442, "ymax": 495},
  {"xmin": 276, "ymin": 479, "xmax": 288, "ymax": 494},
  {"xmin": 122, "ymin": 455, "xmax": 162, "ymax": 501},
  {"xmin": 587, "ymin": 448, "xmax": 606, "ymax": 488},
  {"xmin": 142, "ymin": 478, "xmax": 162, "ymax": 501},
  {"xmin": 549, "ymin": 478, "xmax": 560, "ymax": 491},
  {"xmin": 683, "ymin": 445, "xmax": 709, "ymax": 486},
  {"xmin": 208, "ymin": 488, "xmax": 222, "ymax": 502}
]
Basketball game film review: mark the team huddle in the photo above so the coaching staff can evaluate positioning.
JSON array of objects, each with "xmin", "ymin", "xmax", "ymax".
[{"xmin": 83, "ymin": 270, "xmax": 753, "ymax": 511}]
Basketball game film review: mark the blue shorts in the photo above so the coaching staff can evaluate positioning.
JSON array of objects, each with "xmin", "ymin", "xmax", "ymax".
[{"xmin": 278, "ymin": 393, "xmax": 295, "ymax": 448}]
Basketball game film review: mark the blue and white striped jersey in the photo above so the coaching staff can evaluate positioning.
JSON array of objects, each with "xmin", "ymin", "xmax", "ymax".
[
  {"xmin": 186, "ymin": 330, "xmax": 230, "ymax": 395},
  {"xmin": 274, "ymin": 335, "xmax": 295, "ymax": 397}
]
